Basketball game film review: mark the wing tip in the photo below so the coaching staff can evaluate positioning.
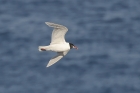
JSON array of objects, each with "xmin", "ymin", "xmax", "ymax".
[
  {"xmin": 46, "ymin": 63, "xmax": 52, "ymax": 67},
  {"xmin": 45, "ymin": 22, "xmax": 56, "ymax": 27},
  {"xmin": 45, "ymin": 22, "xmax": 50, "ymax": 25},
  {"xmin": 46, "ymin": 63, "xmax": 51, "ymax": 67}
]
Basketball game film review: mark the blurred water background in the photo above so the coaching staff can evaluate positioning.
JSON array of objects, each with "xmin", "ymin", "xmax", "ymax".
[{"xmin": 1, "ymin": 0, "xmax": 140, "ymax": 93}]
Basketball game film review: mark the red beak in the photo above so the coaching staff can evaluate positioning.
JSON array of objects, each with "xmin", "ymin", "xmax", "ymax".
[{"xmin": 73, "ymin": 46, "xmax": 78, "ymax": 49}]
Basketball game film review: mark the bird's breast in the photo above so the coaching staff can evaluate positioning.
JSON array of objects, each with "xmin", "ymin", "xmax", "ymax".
[{"xmin": 49, "ymin": 43, "xmax": 70, "ymax": 52}]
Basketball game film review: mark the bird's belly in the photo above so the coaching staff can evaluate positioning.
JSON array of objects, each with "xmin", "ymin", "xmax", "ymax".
[{"xmin": 49, "ymin": 44, "xmax": 70, "ymax": 52}]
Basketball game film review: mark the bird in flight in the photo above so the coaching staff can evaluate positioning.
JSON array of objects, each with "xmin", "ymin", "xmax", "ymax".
[{"xmin": 39, "ymin": 22, "xmax": 78, "ymax": 67}]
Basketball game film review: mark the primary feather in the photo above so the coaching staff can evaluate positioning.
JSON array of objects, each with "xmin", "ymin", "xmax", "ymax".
[
  {"xmin": 46, "ymin": 50, "xmax": 69, "ymax": 67},
  {"xmin": 45, "ymin": 22, "xmax": 68, "ymax": 44}
]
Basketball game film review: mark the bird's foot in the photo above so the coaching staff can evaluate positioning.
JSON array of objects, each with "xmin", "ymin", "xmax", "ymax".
[
  {"xmin": 41, "ymin": 48, "xmax": 46, "ymax": 51},
  {"xmin": 39, "ymin": 46, "xmax": 46, "ymax": 51}
]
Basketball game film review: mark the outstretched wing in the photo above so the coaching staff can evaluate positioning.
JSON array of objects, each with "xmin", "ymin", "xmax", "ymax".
[
  {"xmin": 45, "ymin": 22, "xmax": 68, "ymax": 44},
  {"xmin": 46, "ymin": 50, "xmax": 69, "ymax": 67}
]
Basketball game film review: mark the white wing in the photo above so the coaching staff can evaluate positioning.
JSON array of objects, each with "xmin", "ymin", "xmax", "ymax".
[
  {"xmin": 45, "ymin": 22, "xmax": 68, "ymax": 44},
  {"xmin": 46, "ymin": 50, "xmax": 69, "ymax": 67}
]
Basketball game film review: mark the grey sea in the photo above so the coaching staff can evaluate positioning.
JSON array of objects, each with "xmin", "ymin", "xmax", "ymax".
[{"xmin": 1, "ymin": 0, "xmax": 140, "ymax": 93}]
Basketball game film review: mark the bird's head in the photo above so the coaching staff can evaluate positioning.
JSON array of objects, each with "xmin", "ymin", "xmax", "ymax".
[{"xmin": 69, "ymin": 43, "xmax": 78, "ymax": 49}]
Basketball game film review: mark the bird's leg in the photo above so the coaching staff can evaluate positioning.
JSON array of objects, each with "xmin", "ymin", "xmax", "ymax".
[
  {"xmin": 41, "ymin": 48, "xmax": 46, "ymax": 51},
  {"xmin": 39, "ymin": 46, "xmax": 48, "ymax": 51}
]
